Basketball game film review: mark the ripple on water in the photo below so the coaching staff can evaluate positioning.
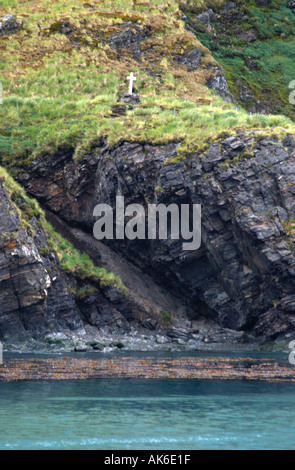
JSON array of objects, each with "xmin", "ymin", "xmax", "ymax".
[{"xmin": 0, "ymin": 378, "xmax": 295, "ymax": 450}]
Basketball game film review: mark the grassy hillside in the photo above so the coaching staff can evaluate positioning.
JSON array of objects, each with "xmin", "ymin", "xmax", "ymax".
[
  {"xmin": 0, "ymin": 0, "xmax": 294, "ymax": 171},
  {"xmin": 183, "ymin": 0, "xmax": 295, "ymax": 120}
]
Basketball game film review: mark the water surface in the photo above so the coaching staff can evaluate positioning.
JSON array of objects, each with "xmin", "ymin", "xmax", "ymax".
[{"xmin": 0, "ymin": 378, "xmax": 294, "ymax": 450}]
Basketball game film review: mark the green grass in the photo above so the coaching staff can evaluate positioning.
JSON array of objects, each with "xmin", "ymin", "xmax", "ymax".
[
  {"xmin": 0, "ymin": 92, "xmax": 293, "ymax": 169},
  {"xmin": 44, "ymin": 221, "xmax": 127, "ymax": 293},
  {"xmin": 160, "ymin": 310, "xmax": 173, "ymax": 327},
  {"xmin": 0, "ymin": 0, "xmax": 294, "ymax": 171},
  {"xmin": 0, "ymin": 165, "xmax": 43, "ymax": 232},
  {"xmin": 75, "ymin": 286, "xmax": 99, "ymax": 300},
  {"xmin": 178, "ymin": 0, "xmax": 230, "ymax": 14},
  {"xmin": 186, "ymin": 0, "xmax": 295, "ymax": 121}
]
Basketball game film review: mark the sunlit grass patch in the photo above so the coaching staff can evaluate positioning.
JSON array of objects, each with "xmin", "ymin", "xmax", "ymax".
[
  {"xmin": 0, "ymin": 0, "xmax": 294, "ymax": 169},
  {"xmin": 0, "ymin": 91, "xmax": 294, "ymax": 168}
]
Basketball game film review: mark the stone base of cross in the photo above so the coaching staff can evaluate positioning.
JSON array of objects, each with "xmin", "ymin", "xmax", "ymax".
[{"xmin": 127, "ymin": 72, "xmax": 136, "ymax": 95}]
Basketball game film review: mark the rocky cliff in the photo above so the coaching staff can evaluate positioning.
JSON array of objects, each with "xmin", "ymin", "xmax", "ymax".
[
  {"xmin": 10, "ymin": 130, "xmax": 295, "ymax": 347},
  {"xmin": 0, "ymin": 0, "xmax": 295, "ymax": 350}
]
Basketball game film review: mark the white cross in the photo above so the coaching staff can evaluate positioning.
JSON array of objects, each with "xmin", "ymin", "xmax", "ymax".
[{"xmin": 127, "ymin": 72, "xmax": 136, "ymax": 95}]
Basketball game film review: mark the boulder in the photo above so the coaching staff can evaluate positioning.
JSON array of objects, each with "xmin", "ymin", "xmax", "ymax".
[
  {"xmin": 206, "ymin": 66, "xmax": 238, "ymax": 104},
  {"xmin": 118, "ymin": 93, "xmax": 141, "ymax": 106},
  {"xmin": 174, "ymin": 48, "xmax": 202, "ymax": 71},
  {"xmin": 0, "ymin": 15, "xmax": 20, "ymax": 36},
  {"xmin": 112, "ymin": 340, "xmax": 125, "ymax": 349}
]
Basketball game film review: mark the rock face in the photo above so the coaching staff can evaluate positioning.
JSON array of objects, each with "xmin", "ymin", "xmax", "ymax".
[
  {"xmin": 0, "ymin": 180, "xmax": 83, "ymax": 341},
  {"xmin": 206, "ymin": 66, "xmax": 237, "ymax": 105},
  {"xmin": 0, "ymin": 15, "xmax": 20, "ymax": 36},
  {"xmin": 17, "ymin": 132, "xmax": 295, "ymax": 343},
  {"xmin": 106, "ymin": 22, "xmax": 150, "ymax": 62},
  {"xmin": 0, "ymin": 177, "xmax": 151, "ymax": 343},
  {"xmin": 174, "ymin": 48, "xmax": 202, "ymax": 71},
  {"xmin": 118, "ymin": 93, "xmax": 141, "ymax": 106},
  {"xmin": 0, "ymin": 170, "xmax": 194, "ymax": 346}
]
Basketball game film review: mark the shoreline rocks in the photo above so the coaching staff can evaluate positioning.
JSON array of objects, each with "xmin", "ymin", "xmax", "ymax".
[{"xmin": 0, "ymin": 355, "xmax": 294, "ymax": 382}]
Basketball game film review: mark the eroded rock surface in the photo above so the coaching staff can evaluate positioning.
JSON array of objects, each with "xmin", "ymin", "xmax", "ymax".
[
  {"xmin": 0, "ymin": 178, "xmax": 149, "ymax": 344},
  {"xmin": 17, "ymin": 132, "xmax": 295, "ymax": 343},
  {"xmin": 0, "ymin": 180, "xmax": 83, "ymax": 341},
  {"xmin": 0, "ymin": 15, "xmax": 20, "ymax": 36}
]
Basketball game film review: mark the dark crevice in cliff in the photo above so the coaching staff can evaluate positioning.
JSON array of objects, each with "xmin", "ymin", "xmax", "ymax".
[
  {"xmin": 1, "ymin": 133, "xmax": 293, "ymax": 345},
  {"xmin": 44, "ymin": 206, "xmax": 192, "ymax": 329}
]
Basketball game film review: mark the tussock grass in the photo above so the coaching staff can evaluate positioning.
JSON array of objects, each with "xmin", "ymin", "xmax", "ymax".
[
  {"xmin": 178, "ymin": 0, "xmax": 229, "ymax": 14},
  {"xmin": 1, "ymin": 92, "xmax": 293, "ymax": 168},
  {"xmin": 187, "ymin": 1, "xmax": 295, "ymax": 121},
  {"xmin": 44, "ymin": 222, "xmax": 127, "ymax": 294},
  {"xmin": 0, "ymin": 0, "xmax": 294, "ymax": 169}
]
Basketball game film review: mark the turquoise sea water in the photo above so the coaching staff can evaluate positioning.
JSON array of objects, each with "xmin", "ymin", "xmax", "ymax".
[{"xmin": 0, "ymin": 372, "xmax": 295, "ymax": 450}]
